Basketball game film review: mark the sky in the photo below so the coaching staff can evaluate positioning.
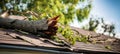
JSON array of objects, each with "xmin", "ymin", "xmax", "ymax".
[
  {"xmin": 92, "ymin": 0, "xmax": 120, "ymax": 30},
  {"xmin": 71, "ymin": 0, "xmax": 120, "ymax": 38},
  {"xmin": 91, "ymin": 0, "xmax": 120, "ymax": 38}
]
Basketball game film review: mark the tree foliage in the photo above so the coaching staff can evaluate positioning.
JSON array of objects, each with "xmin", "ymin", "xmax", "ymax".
[
  {"xmin": 57, "ymin": 26, "xmax": 89, "ymax": 45},
  {"xmin": 101, "ymin": 18, "xmax": 116, "ymax": 36},
  {"xmin": 88, "ymin": 18, "xmax": 99, "ymax": 31},
  {"xmin": 0, "ymin": 0, "xmax": 92, "ymax": 25},
  {"xmin": 82, "ymin": 17, "xmax": 116, "ymax": 37}
]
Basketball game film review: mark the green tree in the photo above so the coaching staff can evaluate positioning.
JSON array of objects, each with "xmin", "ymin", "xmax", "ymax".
[
  {"xmin": 82, "ymin": 17, "xmax": 100, "ymax": 31},
  {"xmin": 88, "ymin": 18, "xmax": 99, "ymax": 31},
  {"xmin": 101, "ymin": 18, "xmax": 116, "ymax": 37},
  {"xmin": 82, "ymin": 17, "xmax": 116, "ymax": 37},
  {"xmin": 0, "ymin": 0, "xmax": 92, "ymax": 25}
]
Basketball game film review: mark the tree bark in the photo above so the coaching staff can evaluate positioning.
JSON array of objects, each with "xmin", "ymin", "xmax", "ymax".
[{"xmin": 0, "ymin": 17, "xmax": 48, "ymax": 34}]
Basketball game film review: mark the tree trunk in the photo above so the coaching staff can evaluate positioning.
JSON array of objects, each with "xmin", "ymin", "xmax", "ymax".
[{"xmin": 0, "ymin": 17, "xmax": 48, "ymax": 34}]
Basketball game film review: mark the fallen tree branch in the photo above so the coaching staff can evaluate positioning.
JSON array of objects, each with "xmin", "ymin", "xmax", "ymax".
[{"xmin": 0, "ymin": 17, "xmax": 48, "ymax": 34}]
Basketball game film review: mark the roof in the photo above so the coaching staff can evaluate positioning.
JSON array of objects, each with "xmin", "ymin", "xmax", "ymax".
[{"xmin": 0, "ymin": 27, "xmax": 120, "ymax": 54}]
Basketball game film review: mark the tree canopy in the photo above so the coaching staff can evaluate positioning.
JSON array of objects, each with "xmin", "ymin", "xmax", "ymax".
[{"xmin": 0, "ymin": 0, "xmax": 92, "ymax": 25}]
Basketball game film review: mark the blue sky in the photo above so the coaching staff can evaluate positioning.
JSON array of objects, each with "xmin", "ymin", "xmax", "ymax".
[{"xmin": 91, "ymin": 0, "xmax": 120, "ymax": 34}]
